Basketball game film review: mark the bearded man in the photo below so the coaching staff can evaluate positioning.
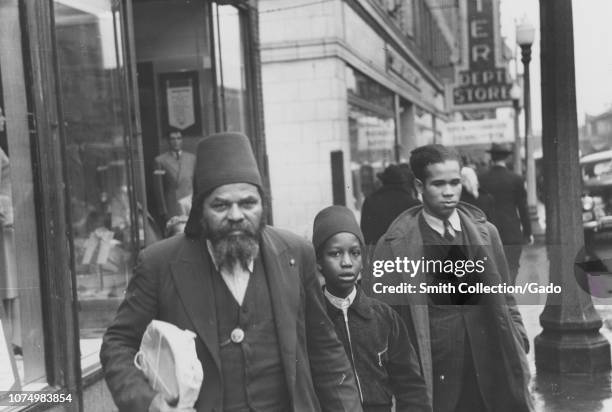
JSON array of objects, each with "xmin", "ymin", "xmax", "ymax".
[{"xmin": 101, "ymin": 133, "xmax": 362, "ymax": 412}]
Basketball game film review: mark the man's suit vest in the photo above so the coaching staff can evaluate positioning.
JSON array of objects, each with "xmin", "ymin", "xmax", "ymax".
[
  {"xmin": 210, "ymin": 256, "xmax": 290, "ymax": 412},
  {"xmin": 418, "ymin": 215, "xmax": 488, "ymax": 412}
]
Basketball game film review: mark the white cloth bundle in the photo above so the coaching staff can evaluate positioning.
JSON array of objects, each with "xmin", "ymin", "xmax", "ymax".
[{"xmin": 134, "ymin": 320, "xmax": 203, "ymax": 408}]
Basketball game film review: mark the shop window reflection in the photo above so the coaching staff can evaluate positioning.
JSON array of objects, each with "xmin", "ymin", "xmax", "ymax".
[
  {"xmin": 0, "ymin": 121, "xmax": 20, "ymax": 391},
  {"xmin": 1, "ymin": 0, "xmax": 47, "ymax": 385},
  {"xmin": 214, "ymin": 4, "xmax": 249, "ymax": 133},
  {"xmin": 346, "ymin": 66, "xmax": 397, "ymax": 210},
  {"xmin": 348, "ymin": 106, "xmax": 396, "ymax": 211},
  {"xmin": 53, "ymin": 0, "xmax": 134, "ymax": 370}
]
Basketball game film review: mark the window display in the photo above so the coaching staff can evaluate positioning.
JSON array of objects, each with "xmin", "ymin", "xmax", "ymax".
[{"xmin": 53, "ymin": 0, "xmax": 135, "ymax": 370}]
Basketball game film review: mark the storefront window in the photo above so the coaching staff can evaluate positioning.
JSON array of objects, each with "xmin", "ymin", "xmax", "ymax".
[
  {"xmin": 0, "ymin": 93, "xmax": 21, "ymax": 394},
  {"xmin": 346, "ymin": 66, "xmax": 396, "ymax": 210},
  {"xmin": 53, "ymin": 0, "xmax": 135, "ymax": 371},
  {"xmin": 415, "ymin": 108, "xmax": 436, "ymax": 146},
  {"xmin": 0, "ymin": 0, "xmax": 46, "ymax": 392},
  {"xmin": 214, "ymin": 3, "xmax": 249, "ymax": 133}
]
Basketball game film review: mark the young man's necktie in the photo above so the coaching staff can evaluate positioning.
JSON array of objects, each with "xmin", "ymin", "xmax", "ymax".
[{"xmin": 443, "ymin": 219, "xmax": 455, "ymax": 241}]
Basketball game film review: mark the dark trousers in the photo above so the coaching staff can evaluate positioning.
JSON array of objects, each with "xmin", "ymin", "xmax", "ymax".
[
  {"xmin": 503, "ymin": 245, "xmax": 523, "ymax": 285},
  {"xmin": 454, "ymin": 339, "xmax": 487, "ymax": 412}
]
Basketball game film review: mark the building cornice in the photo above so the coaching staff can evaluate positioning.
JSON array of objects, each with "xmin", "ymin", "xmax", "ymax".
[
  {"xmin": 352, "ymin": 0, "xmax": 448, "ymax": 92},
  {"xmin": 261, "ymin": 37, "xmax": 446, "ymax": 116}
]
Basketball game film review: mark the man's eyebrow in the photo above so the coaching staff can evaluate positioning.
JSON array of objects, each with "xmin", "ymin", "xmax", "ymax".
[
  {"xmin": 210, "ymin": 197, "xmax": 231, "ymax": 204},
  {"xmin": 429, "ymin": 178, "xmax": 461, "ymax": 185},
  {"xmin": 240, "ymin": 195, "xmax": 259, "ymax": 201},
  {"xmin": 210, "ymin": 194, "xmax": 259, "ymax": 203}
]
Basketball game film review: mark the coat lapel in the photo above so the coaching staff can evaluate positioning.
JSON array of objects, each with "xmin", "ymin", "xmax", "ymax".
[
  {"xmin": 260, "ymin": 228, "xmax": 299, "ymax": 404},
  {"xmin": 386, "ymin": 215, "xmax": 433, "ymax": 397},
  {"xmin": 170, "ymin": 238, "xmax": 221, "ymax": 371}
]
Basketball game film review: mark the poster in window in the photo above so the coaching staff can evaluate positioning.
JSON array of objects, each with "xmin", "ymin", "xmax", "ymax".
[{"xmin": 159, "ymin": 71, "xmax": 202, "ymax": 137}]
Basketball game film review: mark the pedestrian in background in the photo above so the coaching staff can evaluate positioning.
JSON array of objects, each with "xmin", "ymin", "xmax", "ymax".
[
  {"xmin": 479, "ymin": 143, "xmax": 533, "ymax": 285},
  {"xmin": 313, "ymin": 205, "xmax": 429, "ymax": 412},
  {"xmin": 460, "ymin": 166, "xmax": 494, "ymax": 220},
  {"xmin": 153, "ymin": 130, "xmax": 196, "ymax": 226},
  {"xmin": 360, "ymin": 164, "xmax": 420, "ymax": 247},
  {"xmin": 164, "ymin": 214, "xmax": 188, "ymax": 238}
]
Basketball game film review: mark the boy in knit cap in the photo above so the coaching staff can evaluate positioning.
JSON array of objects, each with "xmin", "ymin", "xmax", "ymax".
[{"xmin": 312, "ymin": 205, "xmax": 430, "ymax": 412}]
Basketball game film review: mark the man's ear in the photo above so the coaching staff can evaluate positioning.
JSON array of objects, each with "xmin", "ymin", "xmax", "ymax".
[
  {"xmin": 414, "ymin": 178, "xmax": 424, "ymax": 194},
  {"xmin": 316, "ymin": 263, "xmax": 322, "ymax": 273}
]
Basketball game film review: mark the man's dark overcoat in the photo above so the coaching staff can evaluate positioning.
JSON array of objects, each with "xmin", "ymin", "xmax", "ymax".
[
  {"xmin": 100, "ymin": 226, "xmax": 362, "ymax": 412},
  {"xmin": 479, "ymin": 165, "xmax": 531, "ymax": 244},
  {"xmin": 367, "ymin": 203, "xmax": 533, "ymax": 412},
  {"xmin": 360, "ymin": 184, "xmax": 420, "ymax": 246}
]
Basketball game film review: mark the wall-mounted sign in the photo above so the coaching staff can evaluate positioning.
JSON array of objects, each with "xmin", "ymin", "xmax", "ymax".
[
  {"xmin": 446, "ymin": 0, "xmax": 513, "ymax": 111},
  {"xmin": 385, "ymin": 47, "xmax": 420, "ymax": 90},
  {"xmin": 443, "ymin": 118, "xmax": 513, "ymax": 146},
  {"xmin": 159, "ymin": 71, "xmax": 202, "ymax": 137},
  {"xmin": 167, "ymin": 82, "xmax": 195, "ymax": 130}
]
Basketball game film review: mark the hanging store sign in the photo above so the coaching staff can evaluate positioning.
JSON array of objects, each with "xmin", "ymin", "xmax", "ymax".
[
  {"xmin": 167, "ymin": 80, "xmax": 195, "ymax": 130},
  {"xmin": 446, "ymin": 0, "xmax": 513, "ymax": 111},
  {"xmin": 159, "ymin": 71, "xmax": 202, "ymax": 137}
]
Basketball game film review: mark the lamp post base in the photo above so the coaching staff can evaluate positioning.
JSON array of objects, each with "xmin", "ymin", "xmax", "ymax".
[{"xmin": 535, "ymin": 305, "xmax": 611, "ymax": 373}]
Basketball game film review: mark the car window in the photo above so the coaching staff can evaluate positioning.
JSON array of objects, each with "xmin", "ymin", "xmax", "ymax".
[
  {"xmin": 583, "ymin": 160, "xmax": 612, "ymax": 179},
  {"xmin": 593, "ymin": 161, "xmax": 612, "ymax": 177}
]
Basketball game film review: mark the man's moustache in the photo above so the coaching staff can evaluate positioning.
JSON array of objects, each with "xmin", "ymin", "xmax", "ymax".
[{"xmin": 212, "ymin": 223, "xmax": 259, "ymax": 241}]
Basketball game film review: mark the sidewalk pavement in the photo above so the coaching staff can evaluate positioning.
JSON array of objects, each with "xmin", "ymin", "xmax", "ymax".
[{"xmin": 516, "ymin": 241, "xmax": 612, "ymax": 412}]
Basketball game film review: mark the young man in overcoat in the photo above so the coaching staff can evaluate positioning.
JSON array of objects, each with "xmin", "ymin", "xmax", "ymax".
[{"xmin": 368, "ymin": 144, "xmax": 533, "ymax": 412}]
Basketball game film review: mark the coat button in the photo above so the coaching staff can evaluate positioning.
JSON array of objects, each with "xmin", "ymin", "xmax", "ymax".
[
  {"xmin": 440, "ymin": 374, "xmax": 445, "ymax": 381},
  {"xmin": 289, "ymin": 258, "xmax": 295, "ymax": 266},
  {"xmin": 230, "ymin": 327, "xmax": 245, "ymax": 343}
]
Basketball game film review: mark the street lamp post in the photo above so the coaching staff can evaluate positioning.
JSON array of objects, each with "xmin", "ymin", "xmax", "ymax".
[
  {"xmin": 510, "ymin": 83, "xmax": 522, "ymax": 175},
  {"xmin": 516, "ymin": 17, "xmax": 543, "ymax": 237},
  {"xmin": 535, "ymin": 0, "xmax": 610, "ymax": 374}
]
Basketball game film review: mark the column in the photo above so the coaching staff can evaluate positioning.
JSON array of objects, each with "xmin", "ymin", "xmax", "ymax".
[{"xmin": 534, "ymin": 0, "xmax": 611, "ymax": 373}]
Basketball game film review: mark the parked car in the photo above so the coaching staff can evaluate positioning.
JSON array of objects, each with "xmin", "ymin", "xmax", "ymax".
[
  {"xmin": 581, "ymin": 150, "xmax": 612, "ymax": 233},
  {"xmin": 581, "ymin": 150, "xmax": 612, "ymax": 276}
]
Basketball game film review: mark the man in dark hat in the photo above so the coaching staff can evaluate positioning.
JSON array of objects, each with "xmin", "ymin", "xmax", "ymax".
[
  {"xmin": 101, "ymin": 132, "xmax": 362, "ymax": 412},
  {"xmin": 360, "ymin": 164, "xmax": 420, "ymax": 247},
  {"xmin": 479, "ymin": 142, "xmax": 532, "ymax": 284}
]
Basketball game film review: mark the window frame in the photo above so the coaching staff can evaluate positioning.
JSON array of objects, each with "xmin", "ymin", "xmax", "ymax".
[{"xmin": 20, "ymin": 0, "xmax": 82, "ymax": 409}]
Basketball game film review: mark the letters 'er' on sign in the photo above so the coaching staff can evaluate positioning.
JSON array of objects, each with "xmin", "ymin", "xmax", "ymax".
[{"xmin": 445, "ymin": 0, "xmax": 513, "ymax": 111}]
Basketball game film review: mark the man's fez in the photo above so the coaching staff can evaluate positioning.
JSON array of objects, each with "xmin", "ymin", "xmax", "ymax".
[{"xmin": 184, "ymin": 132, "xmax": 263, "ymax": 237}]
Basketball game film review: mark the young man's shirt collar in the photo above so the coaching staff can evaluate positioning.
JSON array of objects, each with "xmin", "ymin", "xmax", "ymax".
[
  {"xmin": 422, "ymin": 208, "xmax": 461, "ymax": 237},
  {"xmin": 324, "ymin": 286, "xmax": 357, "ymax": 313}
]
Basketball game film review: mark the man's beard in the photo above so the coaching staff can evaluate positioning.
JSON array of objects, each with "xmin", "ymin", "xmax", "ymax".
[{"xmin": 203, "ymin": 217, "xmax": 264, "ymax": 271}]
